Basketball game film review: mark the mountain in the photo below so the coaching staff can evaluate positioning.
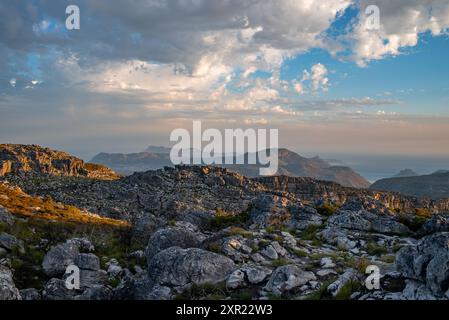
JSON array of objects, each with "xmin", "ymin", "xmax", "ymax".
[
  {"xmin": 90, "ymin": 152, "xmax": 172, "ymax": 174},
  {"xmin": 1, "ymin": 144, "xmax": 449, "ymax": 301},
  {"xmin": 144, "ymin": 145, "xmax": 171, "ymax": 154},
  {"xmin": 392, "ymin": 169, "xmax": 419, "ymax": 178},
  {"xmin": 370, "ymin": 171, "xmax": 449, "ymax": 199},
  {"xmin": 0, "ymin": 144, "xmax": 120, "ymax": 180},
  {"xmin": 90, "ymin": 148, "xmax": 370, "ymax": 188}
]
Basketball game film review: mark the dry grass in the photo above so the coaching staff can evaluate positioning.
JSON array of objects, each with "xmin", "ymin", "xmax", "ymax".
[{"xmin": 0, "ymin": 182, "xmax": 130, "ymax": 228}]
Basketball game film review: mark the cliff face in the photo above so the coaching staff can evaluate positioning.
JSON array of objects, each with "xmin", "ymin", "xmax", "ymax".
[
  {"xmin": 254, "ymin": 175, "xmax": 449, "ymax": 213},
  {"xmin": 0, "ymin": 144, "xmax": 120, "ymax": 180}
]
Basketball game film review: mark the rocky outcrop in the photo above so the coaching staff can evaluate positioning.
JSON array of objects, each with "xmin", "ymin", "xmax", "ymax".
[
  {"xmin": 147, "ymin": 247, "xmax": 235, "ymax": 290},
  {"xmin": 255, "ymin": 175, "xmax": 449, "ymax": 213},
  {"xmin": 42, "ymin": 238, "xmax": 95, "ymax": 277},
  {"xmin": 0, "ymin": 265, "xmax": 21, "ymax": 300},
  {"xmin": 396, "ymin": 232, "xmax": 449, "ymax": 298},
  {"xmin": 0, "ymin": 144, "xmax": 119, "ymax": 180},
  {"xmin": 145, "ymin": 223, "xmax": 206, "ymax": 260}
]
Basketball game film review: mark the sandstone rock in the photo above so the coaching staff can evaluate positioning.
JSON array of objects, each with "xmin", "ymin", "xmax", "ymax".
[
  {"xmin": 20, "ymin": 288, "xmax": 41, "ymax": 300},
  {"xmin": 75, "ymin": 253, "xmax": 100, "ymax": 271},
  {"xmin": 265, "ymin": 265, "xmax": 316, "ymax": 296},
  {"xmin": 148, "ymin": 247, "xmax": 235, "ymax": 288},
  {"xmin": 42, "ymin": 242, "xmax": 80, "ymax": 277},
  {"xmin": 327, "ymin": 210, "xmax": 372, "ymax": 231},
  {"xmin": 42, "ymin": 278, "xmax": 78, "ymax": 300},
  {"xmin": 145, "ymin": 226, "xmax": 205, "ymax": 261},
  {"xmin": 260, "ymin": 245, "xmax": 279, "ymax": 260},
  {"xmin": 320, "ymin": 257, "xmax": 336, "ymax": 269},
  {"xmin": 0, "ymin": 206, "xmax": 14, "ymax": 225},
  {"xmin": 0, "ymin": 232, "xmax": 25, "ymax": 253},
  {"xmin": 241, "ymin": 265, "xmax": 272, "ymax": 284},
  {"xmin": 226, "ymin": 269, "xmax": 245, "ymax": 289},
  {"xmin": 327, "ymin": 269, "xmax": 358, "ymax": 297},
  {"xmin": 0, "ymin": 265, "xmax": 21, "ymax": 300},
  {"xmin": 419, "ymin": 214, "xmax": 449, "ymax": 235},
  {"xmin": 42, "ymin": 238, "xmax": 95, "ymax": 277},
  {"xmin": 396, "ymin": 232, "xmax": 449, "ymax": 297}
]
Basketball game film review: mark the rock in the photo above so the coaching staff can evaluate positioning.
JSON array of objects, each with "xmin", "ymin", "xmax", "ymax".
[
  {"xmin": 148, "ymin": 247, "xmax": 235, "ymax": 288},
  {"xmin": 241, "ymin": 265, "xmax": 272, "ymax": 284},
  {"xmin": 42, "ymin": 238, "xmax": 95, "ymax": 277},
  {"xmin": 251, "ymin": 253, "xmax": 266, "ymax": 263},
  {"xmin": 77, "ymin": 285, "xmax": 112, "ymax": 300},
  {"xmin": 220, "ymin": 236, "xmax": 249, "ymax": 262},
  {"xmin": 75, "ymin": 253, "xmax": 100, "ymax": 271},
  {"xmin": 320, "ymin": 257, "xmax": 336, "ymax": 269},
  {"xmin": 42, "ymin": 242, "xmax": 80, "ymax": 277},
  {"xmin": 419, "ymin": 214, "xmax": 449, "ymax": 235},
  {"xmin": 327, "ymin": 269, "xmax": 358, "ymax": 297},
  {"xmin": 317, "ymin": 269, "xmax": 337, "ymax": 277},
  {"xmin": 327, "ymin": 210, "xmax": 372, "ymax": 231},
  {"xmin": 371, "ymin": 218, "xmax": 410, "ymax": 235},
  {"xmin": 270, "ymin": 241, "xmax": 287, "ymax": 257},
  {"xmin": 402, "ymin": 280, "xmax": 437, "ymax": 300},
  {"xmin": 43, "ymin": 278, "xmax": 78, "ymax": 300},
  {"xmin": 318, "ymin": 227, "xmax": 357, "ymax": 250},
  {"xmin": 260, "ymin": 245, "xmax": 279, "ymax": 260},
  {"xmin": 0, "ymin": 206, "xmax": 14, "ymax": 225},
  {"xmin": 0, "ymin": 232, "xmax": 25, "ymax": 253},
  {"xmin": 78, "ymin": 269, "xmax": 108, "ymax": 289},
  {"xmin": 396, "ymin": 232, "xmax": 449, "ymax": 297},
  {"xmin": 0, "ymin": 265, "xmax": 21, "ymax": 300},
  {"xmin": 146, "ymin": 285, "xmax": 172, "ymax": 300},
  {"xmin": 265, "ymin": 265, "xmax": 316, "ymax": 296},
  {"xmin": 106, "ymin": 259, "xmax": 123, "ymax": 278},
  {"xmin": 20, "ymin": 288, "xmax": 41, "ymax": 300},
  {"xmin": 290, "ymin": 206, "xmax": 323, "ymax": 230},
  {"xmin": 226, "ymin": 269, "xmax": 245, "ymax": 289},
  {"xmin": 145, "ymin": 226, "xmax": 205, "ymax": 261}
]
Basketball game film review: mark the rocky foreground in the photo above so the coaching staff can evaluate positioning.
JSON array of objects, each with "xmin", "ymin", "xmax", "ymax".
[{"xmin": 0, "ymin": 145, "xmax": 449, "ymax": 300}]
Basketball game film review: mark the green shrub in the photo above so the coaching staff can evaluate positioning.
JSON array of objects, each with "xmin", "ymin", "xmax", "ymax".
[{"xmin": 315, "ymin": 203, "xmax": 338, "ymax": 216}]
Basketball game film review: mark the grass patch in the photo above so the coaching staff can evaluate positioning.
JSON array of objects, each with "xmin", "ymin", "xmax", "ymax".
[
  {"xmin": 315, "ymin": 203, "xmax": 338, "ymax": 216},
  {"xmin": 207, "ymin": 207, "xmax": 251, "ymax": 231},
  {"xmin": 335, "ymin": 279, "xmax": 361, "ymax": 300},
  {"xmin": 271, "ymin": 258, "xmax": 288, "ymax": 267},
  {"xmin": 365, "ymin": 242, "xmax": 388, "ymax": 256}
]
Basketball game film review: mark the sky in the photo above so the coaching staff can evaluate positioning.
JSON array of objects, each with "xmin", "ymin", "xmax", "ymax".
[{"xmin": 0, "ymin": 0, "xmax": 449, "ymax": 180}]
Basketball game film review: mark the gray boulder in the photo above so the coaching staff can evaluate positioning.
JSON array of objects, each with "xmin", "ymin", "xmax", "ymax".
[
  {"xmin": 42, "ymin": 238, "xmax": 94, "ymax": 277},
  {"xmin": 0, "ymin": 265, "xmax": 21, "ymax": 300},
  {"xmin": 0, "ymin": 206, "xmax": 14, "ymax": 225},
  {"xmin": 145, "ymin": 226, "xmax": 205, "ymax": 261},
  {"xmin": 327, "ymin": 211, "xmax": 372, "ymax": 231},
  {"xmin": 20, "ymin": 288, "xmax": 41, "ymax": 300},
  {"xmin": 0, "ymin": 232, "xmax": 25, "ymax": 253},
  {"xmin": 264, "ymin": 265, "xmax": 316, "ymax": 296},
  {"xmin": 396, "ymin": 232, "xmax": 449, "ymax": 297},
  {"xmin": 75, "ymin": 253, "xmax": 100, "ymax": 271},
  {"xmin": 148, "ymin": 247, "xmax": 235, "ymax": 288},
  {"xmin": 327, "ymin": 268, "xmax": 358, "ymax": 297},
  {"xmin": 419, "ymin": 215, "xmax": 449, "ymax": 235}
]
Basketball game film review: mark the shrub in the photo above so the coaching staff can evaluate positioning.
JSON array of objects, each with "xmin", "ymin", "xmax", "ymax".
[
  {"xmin": 315, "ymin": 203, "xmax": 338, "ymax": 216},
  {"xmin": 335, "ymin": 279, "xmax": 361, "ymax": 300}
]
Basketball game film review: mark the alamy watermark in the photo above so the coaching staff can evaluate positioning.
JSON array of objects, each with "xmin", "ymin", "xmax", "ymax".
[
  {"xmin": 365, "ymin": 5, "xmax": 380, "ymax": 30},
  {"xmin": 170, "ymin": 121, "xmax": 278, "ymax": 176},
  {"xmin": 365, "ymin": 265, "xmax": 380, "ymax": 290},
  {"xmin": 65, "ymin": 5, "xmax": 80, "ymax": 30},
  {"xmin": 65, "ymin": 264, "xmax": 80, "ymax": 290}
]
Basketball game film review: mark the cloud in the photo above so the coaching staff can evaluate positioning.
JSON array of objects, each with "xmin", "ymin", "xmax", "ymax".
[{"xmin": 348, "ymin": 0, "xmax": 449, "ymax": 66}]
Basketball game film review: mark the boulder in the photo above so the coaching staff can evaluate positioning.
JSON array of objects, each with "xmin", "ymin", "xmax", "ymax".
[
  {"xmin": 240, "ymin": 265, "xmax": 272, "ymax": 284},
  {"xmin": 0, "ymin": 265, "xmax": 21, "ymax": 300},
  {"xmin": 0, "ymin": 206, "xmax": 14, "ymax": 225},
  {"xmin": 226, "ymin": 269, "xmax": 245, "ymax": 289},
  {"xmin": 327, "ymin": 268, "xmax": 358, "ymax": 297},
  {"xmin": 20, "ymin": 288, "xmax": 41, "ymax": 300},
  {"xmin": 42, "ymin": 238, "xmax": 94, "ymax": 276},
  {"xmin": 0, "ymin": 232, "xmax": 25, "ymax": 253},
  {"xmin": 145, "ymin": 226, "xmax": 205, "ymax": 261},
  {"xmin": 327, "ymin": 211, "xmax": 372, "ymax": 231},
  {"xmin": 419, "ymin": 215, "xmax": 449, "ymax": 235},
  {"xmin": 396, "ymin": 232, "xmax": 449, "ymax": 297},
  {"xmin": 148, "ymin": 247, "xmax": 235, "ymax": 288},
  {"xmin": 265, "ymin": 265, "xmax": 316, "ymax": 296},
  {"xmin": 75, "ymin": 253, "xmax": 100, "ymax": 271}
]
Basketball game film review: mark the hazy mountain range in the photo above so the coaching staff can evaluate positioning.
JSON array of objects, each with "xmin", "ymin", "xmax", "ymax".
[{"xmin": 91, "ymin": 147, "xmax": 370, "ymax": 188}]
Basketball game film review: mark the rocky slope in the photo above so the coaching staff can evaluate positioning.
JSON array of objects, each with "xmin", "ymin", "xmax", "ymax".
[
  {"xmin": 91, "ymin": 148, "xmax": 370, "ymax": 188},
  {"xmin": 1, "ymin": 145, "xmax": 449, "ymax": 301},
  {"xmin": 371, "ymin": 171, "xmax": 449, "ymax": 200},
  {"xmin": 0, "ymin": 144, "xmax": 120, "ymax": 180}
]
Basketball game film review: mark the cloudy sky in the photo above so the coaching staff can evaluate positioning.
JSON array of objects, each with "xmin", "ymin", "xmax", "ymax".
[{"xmin": 1, "ymin": 0, "xmax": 449, "ymax": 178}]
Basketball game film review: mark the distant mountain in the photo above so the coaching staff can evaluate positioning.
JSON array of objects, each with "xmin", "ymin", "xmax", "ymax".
[
  {"xmin": 370, "ymin": 171, "xmax": 449, "ymax": 199},
  {"xmin": 90, "ymin": 152, "xmax": 172, "ymax": 174},
  {"xmin": 0, "ymin": 144, "xmax": 119, "ymax": 180},
  {"xmin": 144, "ymin": 145, "xmax": 171, "ymax": 154},
  {"xmin": 90, "ymin": 147, "xmax": 370, "ymax": 188},
  {"xmin": 392, "ymin": 169, "xmax": 419, "ymax": 178}
]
